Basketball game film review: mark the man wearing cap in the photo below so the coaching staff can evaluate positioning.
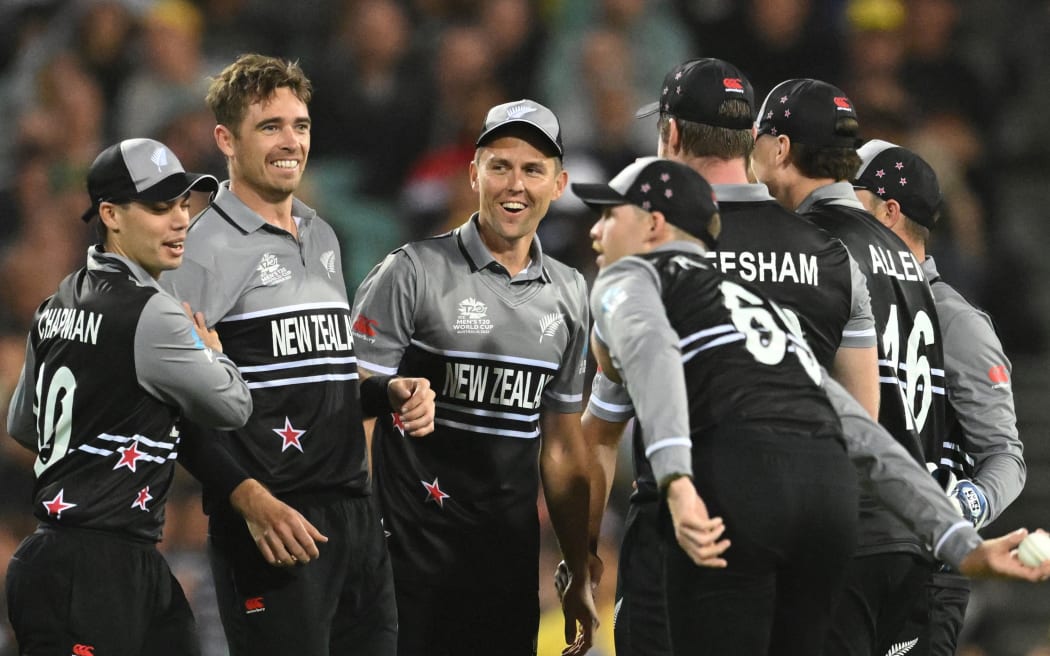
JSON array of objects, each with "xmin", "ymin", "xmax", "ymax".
[
  {"xmin": 568, "ymin": 57, "xmax": 878, "ymax": 656},
  {"xmin": 854, "ymin": 140, "xmax": 1026, "ymax": 656},
  {"xmin": 574, "ymin": 156, "xmax": 1050, "ymax": 656},
  {"xmin": 750, "ymin": 79, "xmax": 948, "ymax": 655},
  {"xmin": 160, "ymin": 54, "xmax": 435, "ymax": 656},
  {"xmin": 351, "ymin": 98, "xmax": 597, "ymax": 656},
  {"xmin": 5, "ymin": 138, "xmax": 252, "ymax": 655}
]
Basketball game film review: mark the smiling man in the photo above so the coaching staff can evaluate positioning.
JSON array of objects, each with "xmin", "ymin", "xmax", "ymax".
[
  {"xmin": 160, "ymin": 54, "xmax": 435, "ymax": 656},
  {"xmin": 352, "ymin": 99, "xmax": 598, "ymax": 656}
]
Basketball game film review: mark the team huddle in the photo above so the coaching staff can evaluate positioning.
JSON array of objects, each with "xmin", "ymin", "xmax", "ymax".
[{"xmin": 4, "ymin": 53, "xmax": 1044, "ymax": 656}]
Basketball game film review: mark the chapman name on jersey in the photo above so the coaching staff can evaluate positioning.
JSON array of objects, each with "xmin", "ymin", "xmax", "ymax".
[
  {"xmin": 37, "ymin": 308, "xmax": 103, "ymax": 345},
  {"xmin": 869, "ymin": 245, "xmax": 925, "ymax": 282},
  {"xmin": 270, "ymin": 311, "xmax": 354, "ymax": 357},
  {"xmin": 705, "ymin": 250, "xmax": 819, "ymax": 286},
  {"xmin": 442, "ymin": 362, "xmax": 552, "ymax": 410}
]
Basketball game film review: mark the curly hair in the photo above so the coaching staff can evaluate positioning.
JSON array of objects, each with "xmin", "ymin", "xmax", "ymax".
[{"xmin": 205, "ymin": 54, "xmax": 313, "ymax": 133}]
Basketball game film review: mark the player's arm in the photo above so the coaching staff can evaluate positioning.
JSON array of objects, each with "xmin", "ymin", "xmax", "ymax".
[
  {"xmin": 831, "ymin": 251, "xmax": 879, "ymax": 419},
  {"xmin": 940, "ymin": 293, "xmax": 1024, "ymax": 528},
  {"xmin": 6, "ymin": 333, "xmax": 39, "ymax": 451},
  {"xmin": 582, "ymin": 373, "xmax": 631, "ymax": 550},
  {"xmin": 823, "ymin": 375, "xmax": 1048, "ymax": 580},
  {"xmin": 591, "ymin": 259, "xmax": 727, "ymax": 567}
]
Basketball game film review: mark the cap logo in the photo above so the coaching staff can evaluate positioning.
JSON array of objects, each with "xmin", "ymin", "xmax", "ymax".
[
  {"xmin": 505, "ymin": 103, "xmax": 537, "ymax": 119},
  {"xmin": 150, "ymin": 147, "xmax": 169, "ymax": 172},
  {"xmin": 723, "ymin": 78, "xmax": 744, "ymax": 93},
  {"xmin": 833, "ymin": 96, "xmax": 853, "ymax": 111}
]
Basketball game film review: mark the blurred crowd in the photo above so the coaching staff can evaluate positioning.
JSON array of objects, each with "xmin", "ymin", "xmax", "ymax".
[{"xmin": 0, "ymin": 0, "xmax": 1048, "ymax": 654}]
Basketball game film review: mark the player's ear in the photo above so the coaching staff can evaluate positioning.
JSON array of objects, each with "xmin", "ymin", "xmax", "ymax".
[{"xmin": 883, "ymin": 198, "xmax": 904, "ymax": 228}]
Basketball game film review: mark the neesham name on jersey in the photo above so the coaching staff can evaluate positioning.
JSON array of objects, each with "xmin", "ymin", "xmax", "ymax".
[
  {"xmin": 37, "ymin": 308, "xmax": 103, "ymax": 345},
  {"xmin": 705, "ymin": 251, "xmax": 819, "ymax": 285},
  {"xmin": 443, "ymin": 362, "xmax": 553, "ymax": 410},
  {"xmin": 271, "ymin": 313, "xmax": 354, "ymax": 357},
  {"xmin": 869, "ymin": 245, "xmax": 925, "ymax": 282}
]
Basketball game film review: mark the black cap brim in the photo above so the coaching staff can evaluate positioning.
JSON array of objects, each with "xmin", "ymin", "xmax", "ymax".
[
  {"xmin": 634, "ymin": 101, "xmax": 660, "ymax": 119},
  {"xmin": 570, "ymin": 182, "xmax": 630, "ymax": 210},
  {"xmin": 81, "ymin": 172, "xmax": 219, "ymax": 222}
]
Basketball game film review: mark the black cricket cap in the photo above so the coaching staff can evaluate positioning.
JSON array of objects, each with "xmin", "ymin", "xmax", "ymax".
[
  {"xmin": 476, "ymin": 99, "xmax": 563, "ymax": 157},
  {"xmin": 854, "ymin": 139, "xmax": 942, "ymax": 229},
  {"xmin": 635, "ymin": 57, "xmax": 755, "ymax": 129},
  {"xmin": 81, "ymin": 138, "xmax": 219, "ymax": 222},
  {"xmin": 572, "ymin": 157, "xmax": 720, "ymax": 247},
  {"xmin": 754, "ymin": 78, "xmax": 859, "ymax": 147}
]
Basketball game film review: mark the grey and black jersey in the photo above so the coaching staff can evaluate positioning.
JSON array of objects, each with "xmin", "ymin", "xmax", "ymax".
[
  {"xmin": 161, "ymin": 184, "xmax": 369, "ymax": 506},
  {"xmin": 7, "ymin": 247, "xmax": 251, "ymax": 541},
  {"xmin": 924, "ymin": 257, "xmax": 1024, "ymax": 525},
  {"xmin": 709, "ymin": 183, "xmax": 875, "ymax": 368},
  {"xmin": 351, "ymin": 215, "xmax": 589, "ymax": 586},
  {"xmin": 801, "ymin": 182, "xmax": 947, "ymax": 555},
  {"xmin": 590, "ymin": 241, "xmax": 842, "ymax": 489}
]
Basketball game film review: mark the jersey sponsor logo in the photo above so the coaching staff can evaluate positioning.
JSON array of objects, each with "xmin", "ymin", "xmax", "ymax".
[
  {"xmin": 270, "ymin": 312, "xmax": 354, "ymax": 357},
  {"xmin": 320, "ymin": 250, "xmax": 337, "ymax": 278},
  {"xmin": 351, "ymin": 314, "xmax": 379, "ymax": 341},
  {"xmin": 868, "ymin": 245, "xmax": 925, "ymax": 282},
  {"xmin": 257, "ymin": 252, "xmax": 292, "ymax": 286},
  {"xmin": 453, "ymin": 297, "xmax": 493, "ymax": 335},
  {"xmin": 132, "ymin": 486, "xmax": 153, "ymax": 511},
  {"xmin": 833, "ymin": 96, "xmax": 853, "ymax": 111},
  {"xmin": 37, "ymin": 308, "xmax": 103, "ymax": 345},
  {"xmin": 988, "ymin": 364, "xmax": 1011, "ymax": 389},
  {"xmin": 442, "ymin": 362, "xmax": 552, "ymax": 410},
  {"xmin": 421, "ymin": 477, "xmax": 450, "ymax": 507},
  {"xmin": 723, "ymin": 77, "xmax": 744, "ymax": 92},
  {"xmin": 43, "ymin": 489, "xmax": 76, "ymax": 518},
  {"xmin": 705, "ymin": 251, "xmax": 818, "ymax": 285},
  {"xmin": 598, "ymin": 287, "xmax": 628, "ymax": 319},
  {"xmin": 72, "ymin": 644, "xmax": 95, "ymax": 656},
  {"xmin": 244, "ymin": 596, "xmax": 266, "ymax": 614},
  {"xmin": 273, "ymin": 417, "xmax": 307, "ymax": 453},
  {"xmin": 539, "ymin": 312, "xmax": 564, "ymax": 342}
]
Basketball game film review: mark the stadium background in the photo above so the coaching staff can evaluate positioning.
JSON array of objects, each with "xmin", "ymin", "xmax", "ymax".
[{"xmin": 0, "ymin": 0, "xmax": 1048, "ymax": 653}]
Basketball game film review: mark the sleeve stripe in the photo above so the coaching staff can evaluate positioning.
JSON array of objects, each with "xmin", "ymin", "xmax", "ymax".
[{"xmin": 645, "ymin": 436, "xmax": 692, "ymax": 458}]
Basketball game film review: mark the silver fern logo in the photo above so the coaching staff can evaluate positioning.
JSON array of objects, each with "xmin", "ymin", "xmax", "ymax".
[
  {"xmin": 539, "ymin": 312, "xmax": 564, "ymax": 342},
  {"xmin": 320, "ymin": 250, "xmax": 336, "ymax": 278},
  {"xmin": 884, "ymin": 638, "xmax": 918, "ymax": 656},
  {"xmin": 506, "ymin": 103, "xmax": 537, "ymax": 118},
  {"xmin": 150, "ymin": 147, "xmax": 169, "ymax": 172}
]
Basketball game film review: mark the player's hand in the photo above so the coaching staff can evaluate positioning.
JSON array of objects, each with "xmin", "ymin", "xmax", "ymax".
[
  {"xmin": 950, "ymin": 479, "xmax": 989, "ymax": 529},
  {"xmin": 229, "ymin": 479, "xmax": 329, "ymax": 567},
  {"xmin": 559, "ymin": 567, "xmax": 599, "ymax": 656},
  {"xmin": 388, "ymin": 377, "xmax": 435, "ymax": 437},
  {"xmin": 182, "ymin": 302, "xmax": 223, "ymax": 353},
  {"xmin": 554, "ymin": 553, "xmax": 603, "ymax": 600},
  {"xmin": 959, "ymin": 528, "xmax": 1050, "ymax": 581},
  {"xmin": 666, "ymin": 477, "xmax": 730, "ymax": 567}
]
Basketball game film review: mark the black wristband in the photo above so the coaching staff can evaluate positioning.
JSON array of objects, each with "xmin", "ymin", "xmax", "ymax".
[{"xmin": 360, "ymin": 374, "xmax": 397, "ymax": 417}]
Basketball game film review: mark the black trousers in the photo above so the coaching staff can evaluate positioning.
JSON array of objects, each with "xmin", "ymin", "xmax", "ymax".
[
  {"xmin": 824, "ymin": 552, "xmax": 932, "ymax": 656},
  {"xmin": 614, "ymin": 500, "xmax": 673, "ymax": 656},
  {"xmin": 884, "ymin": 568, "xmax": 970, "ymax": 656},
  {"xmin": 208, "ymin": 493, "xmax": 396, "ymax": 656},
  {"xmin": 7, "ymin": 525, "xmax": 199, "ymax": 656},
  {"xmin": 665, "ymin": 429, "xmax": 858, "ymax": 656}
]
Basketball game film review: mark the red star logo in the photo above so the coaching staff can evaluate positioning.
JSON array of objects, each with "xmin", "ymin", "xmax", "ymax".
[
  {"xmin": 895, "ymin": 161, "xmax": 904, "ymax": 170},
  {"xmin": 784, "ymin": 109, "xmax": 791, "ymax": 118},
  {"xmin": 392, "ymin": 412, "xmax": 406, "ymax": 436},
  {"xmin": 132, "ymin": 486, "xmax": 153, "ymax": 511},
  {"xmin": 779, "ymin": 95, "xmax": 788, "ymax": 103},
  {"xmin": 899, "ymin": 178, "xmax": 907, "ymax": 186},
  {"xmin": 113, "ymin": 440, "xmax": 146, "ymax": 472},
  {"xmin": 273, "ymin": 417, "xmax": 306, "ymax": 452},
  {"xmin": 43, "ymin": 489, "xmax": 76, "ymax": 518},
  {"xmin": 875, "ymin": 169, "xmax": 885, "ymax": 178},
  {"xmin": 877, "ymin": 187, "xmax": 886, "ymax": 195},
  {"xmin": 421, "ymin": 478, "xmax": 450, "ymax": 507}
]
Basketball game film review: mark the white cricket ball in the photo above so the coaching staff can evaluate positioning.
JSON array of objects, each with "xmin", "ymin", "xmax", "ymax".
[{"xmin": 1018, "ymin": 531, "xmax": 1050, "ymax": 567}]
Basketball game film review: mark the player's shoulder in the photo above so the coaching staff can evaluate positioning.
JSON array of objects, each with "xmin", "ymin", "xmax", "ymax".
[{"xmin": 932, "ymin": 279, "xmax": 993, "ymax": 332}]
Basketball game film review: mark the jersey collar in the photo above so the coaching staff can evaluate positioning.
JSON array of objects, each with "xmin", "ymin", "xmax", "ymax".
[
  {"xmin": 712, "ymin": 183, "xmax": 776, "ymax": 203},
  {"xmin": 86, "ymin": 244, "xmax": 165, "ymax": 291},
  {"xmin": 796, "ymin": 181, "xmax": 865, "ymax": 214},
  {"xmin": 208, "ymin": 182, "xmax": 318, "ymax": 234},
  {"xmin": 457, "ymin": 214, "xmax": 551, "ymax": 283}
]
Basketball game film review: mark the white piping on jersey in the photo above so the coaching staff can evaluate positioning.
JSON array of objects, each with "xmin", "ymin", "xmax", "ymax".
[
  {"xmin": 941, "ymin": 442, "xmax": 976, "ymax": 466},
  {"xmin": 589, "ymin": 395, "xmax": 634, "ymax": 415},
  {"xmin": 681, "ymin": 333, "xmax": 746, "ymax": 364},
  {"xmin": 246, "ymin": 372, "xmax": 359, "ymax": 389},
  {"xmin": 357, "ymin": 359, "xmax": 399, "ymax": 376},
  {"xmin": 436, "ymin": 401, "xmax": 540, "ymax": 422},
  {"xmin": 220, "ymin": 301, "xmax": 350, "ymax": 322},
  {"xmin": 435, "ymin": 417, "xmax": 541, "ymax": 439},
  {"xmin": 97, "ymin": 433, "xmax": 176, "ymax": 449},
  {"xmin": 546, "ymin": 390, "xmax": 583, "ymax": 404},
  {"xmin": 678, "ymin": 324, "xmax": 736, "ymax": 349},
  {"xmin": 644, "ymin": 436, "xmax": 691, "ymax": 458},
  {"xmin": 238, "ymin": 356, "xmax": 357, "ymax": 373},
  {"xmin": 842, "ymin": 327, "xmax": 877, "ymax": 338},
  {"xmin": 410, "ymin": 338, "xmax": 561, "ymax": 370}
]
